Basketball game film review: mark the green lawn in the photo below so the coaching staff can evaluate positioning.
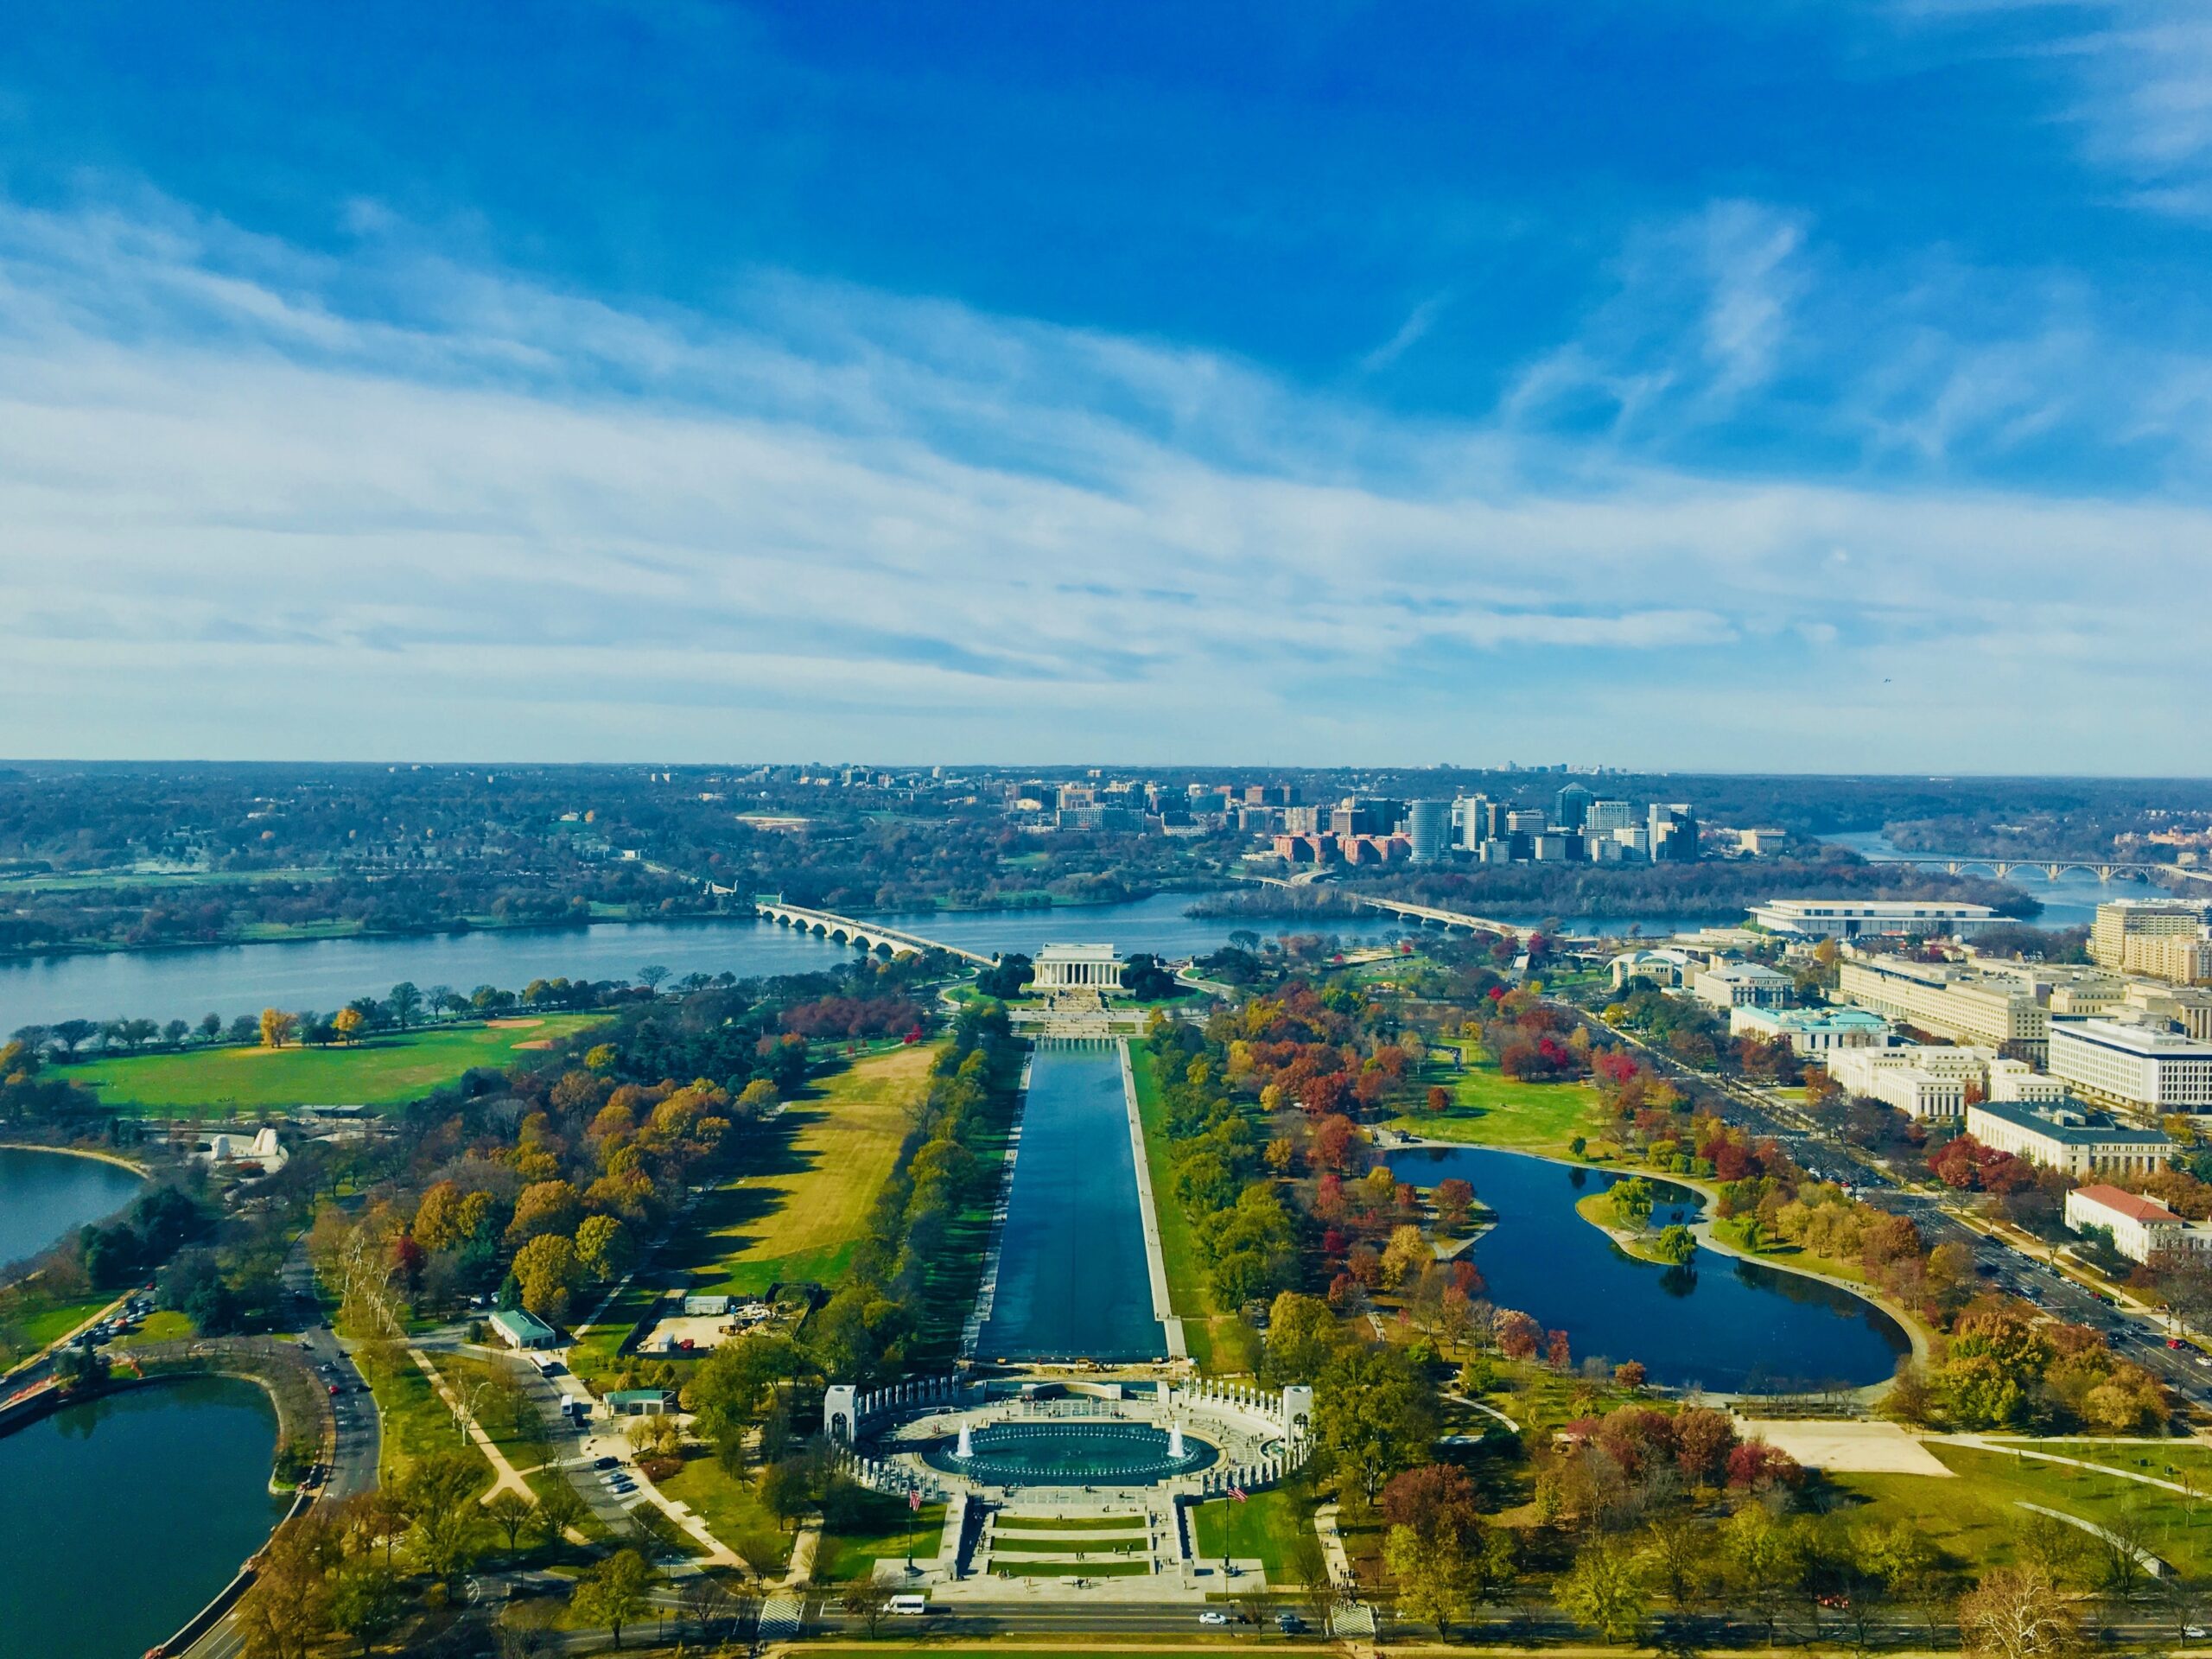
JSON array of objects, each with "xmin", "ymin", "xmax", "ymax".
[
  {"xmin": 1131, "ymin": 1045, "xmax": 1260, "ymax": 1376},
  {"xmin": 1832, "ymin": 1442, "xmax": 2212, "ymax": 1580},
  {"xmin": 679, "ymin": 1044, "xmax": 934, "ymax": 1297},
  {"xmin": 1191, "ymin": 1489, "xmax": 1306, "ymax": 1581},
  {"xmin": 1389, "ymin": 1052, "xmax": 1606, "ymax": 1154},
  {"xmin": 993, "ymin": 1514, "xmax": 1148, "ymax": 1534},
  {"xmin": 652, "ymin": 1456, "xmax": 794, "ymax": 1571},
  {"xmin": 816, "ymin": 1492, "xmax": 947, "ymax": 1582},
  {"xmin": 14, "ymin": 1294, "xmax": 118, "ymax": 1349},
  {"xmin": 68, "ymin": 1016, "xmax": 609, "ymax": 1115}
]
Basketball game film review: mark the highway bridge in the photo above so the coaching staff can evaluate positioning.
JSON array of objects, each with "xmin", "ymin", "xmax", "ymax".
[
  {"xmin": 753, "ymin": 899, "xmax": 995, "ymax": 964},
  {"xmin": 1235, "ymin": 874, "xmax": 1585, "ymax": 943}
]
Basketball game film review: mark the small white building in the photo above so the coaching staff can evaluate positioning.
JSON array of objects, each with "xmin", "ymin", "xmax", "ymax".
[
  {"xmin": 489, "ymin": 1309, "xmax": 558, "ymax": 1351},
  {"xmin": 2064, "ymin": 1184, "xmax": 2210, "ymax": 1263},
  {"xmin": 1609, "ymin": 948, "xmax": 1693, "ymax": 989},
  {"xmin": 1692, "ymin": 962, "xmax": 1794, "ymax": 1010},
  {"xmin": 1031, "ymin": 943, "xmax": 1126, "ymax": 993}
]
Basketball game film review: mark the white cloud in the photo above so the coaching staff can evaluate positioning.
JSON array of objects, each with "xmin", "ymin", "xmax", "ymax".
[{"xmin": 1, "ymin": 191, "xmax": 2209, "ymax": 770}]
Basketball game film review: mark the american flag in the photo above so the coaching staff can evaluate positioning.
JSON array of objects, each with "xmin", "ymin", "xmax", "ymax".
[
  {"xmin": 1229, "ymin": 1485, "xmax": 1248, "ymax": 1503},
  {"xmin": 908, "ymin": 1488, "xmax": 922, "ymax": 1513}
]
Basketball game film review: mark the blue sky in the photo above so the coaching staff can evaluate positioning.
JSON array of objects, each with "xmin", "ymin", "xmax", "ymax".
[{"xmin": 3, "ymin": 1, "xmax": 2210, "ymax": 769}]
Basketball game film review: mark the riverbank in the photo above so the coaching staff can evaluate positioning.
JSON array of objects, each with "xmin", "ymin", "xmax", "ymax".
[{"xmin": 0, "ymin": 1140, "xmax": 149, "ymax": 1176}]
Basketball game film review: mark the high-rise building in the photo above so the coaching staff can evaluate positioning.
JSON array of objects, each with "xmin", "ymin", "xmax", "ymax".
[
  {"xmin": 1407, "ymin": 800, "xmax": 1452, "ymax": 863},
  {"xmin": 2091, "ymin": 899, "xmax": 2211, "ymax": 971},
  {"xmin": 1649, "ymin": 803, "xmax": 1700, "ymax": 862},
  {"xmin": 1554, "ymin": 782, "xmax": 1593, "ymax": 830},
  {"xmin": 1585, "ymin": 798, "xmax": 1633, "ymax": 833}
]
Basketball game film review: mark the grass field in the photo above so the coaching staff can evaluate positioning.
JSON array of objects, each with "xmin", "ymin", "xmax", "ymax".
[
  {"xmin": 816, "ymin": 1493, "xmax": 947, "ymax": 1582},
  {"xmin": 1191, "ymin": 1489, "xmax": 1306, "ymax": 1581},
  {"xmin": 652, "ymin": 1456, "xmax": 794, "ymax": 1570},
  {"xmin": 1131, "ymin": 1046, "xmax": 1259, "ymax": 1376},
  {"xmin": 677, "ymin": 1043, "xmax": 934, "ymax": 1298},
  {"xmin": 14, "ymin": 1294, "xmax": 117, "ymax": 1349},
  {"xmin": 1833, "ymin": 1441, "xmax": 2212, "ymax": 1580},
  {"xmin": 67, "ymin": 1016, "xmax": 609, "ymax": 1114},
  {"xmin": 994, "ymin": 1514, "xmax": 1147, "ymax": 1534},
  {"xmin": 1389, "ymin": 1052, "xmax": 1606, "ymax": 1154}
]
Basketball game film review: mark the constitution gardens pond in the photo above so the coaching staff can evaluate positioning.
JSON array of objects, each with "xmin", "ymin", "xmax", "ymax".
[
  {"xmin": 0, "ymin": 1145, "xmax": 144, "ymax": 1272},
  {"xmin": 0, "ymin": 1376, "xmax": 285, "ymax": 1659},
  {"xmin": 1384, "ymin": 1144, "xmax": 1910, "ymax": 1394}
]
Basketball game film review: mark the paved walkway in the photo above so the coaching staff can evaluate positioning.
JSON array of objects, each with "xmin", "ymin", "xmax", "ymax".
[
  {"xmin": 407, "ymin": 1348, "xmax": 535, "ymax": 1503},
  {"xmin": 1942, "ymin": 1433, "xmax": 2200, "ymax": 1496}
]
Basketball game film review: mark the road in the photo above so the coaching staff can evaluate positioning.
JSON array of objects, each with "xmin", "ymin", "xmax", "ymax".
[
  {"xmin": 176, "ymin": 1237, "xmax": 381, "ymax": 1659},
  {"xmin": 1592, "ymin": 1010, "xmax": 2212, "ymax": 1410}
]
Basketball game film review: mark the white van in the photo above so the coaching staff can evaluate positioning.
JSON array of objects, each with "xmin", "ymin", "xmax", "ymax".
[{"xmin": 888, "ymin": 1595, "xmax": 931, "ymax": 1617}]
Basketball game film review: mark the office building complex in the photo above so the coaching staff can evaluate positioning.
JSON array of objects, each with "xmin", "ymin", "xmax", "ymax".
[
  {"xmin": 1964, "ymin": 1100, "xmax": 2173, "ymax": 1179},
  {"xmin": 2047, "ymin": 1018, "xmax": 2212, "ymax": 1116}
]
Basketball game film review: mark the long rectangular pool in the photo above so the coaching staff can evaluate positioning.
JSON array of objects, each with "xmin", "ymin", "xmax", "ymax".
[{"xmin": 974, "ymin": 1039, "xmax": 1166, "ymax": 1363}]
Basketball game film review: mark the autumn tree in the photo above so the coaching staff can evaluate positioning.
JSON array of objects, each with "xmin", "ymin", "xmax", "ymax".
[
  {"xmin": 572, "ymin": 1548, "xmax": 656, "ymax": 1649},
  {"xmin": 1557, "ymin": 1535, "xmax": 1649, "ymax": 1644},
  {"xmin": 259, "ymin": 1007, "xmax": 299, "ymax": 1049},
  {"xmin": 1957, "ymin": 1565, "xmax": 2082, "ymax": 1659},
  {"xmin": 511, "ymin": 1233, "xmax": 581, "ymax": 1324}
]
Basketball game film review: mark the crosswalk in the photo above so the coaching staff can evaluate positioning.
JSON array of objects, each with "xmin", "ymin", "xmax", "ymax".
[
  {"xmin": 1329, "ymin": 1601, "xmax": 1376, "ymax": 1638},
  {"xmin": 756, "ymin": 1589, "xmax": 804, "ymax": 1644}
]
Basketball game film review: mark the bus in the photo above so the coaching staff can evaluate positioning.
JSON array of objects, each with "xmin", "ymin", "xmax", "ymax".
[{"xmin": 888, "ymin": 1595, "xmax": 931, "ymax": 1617}]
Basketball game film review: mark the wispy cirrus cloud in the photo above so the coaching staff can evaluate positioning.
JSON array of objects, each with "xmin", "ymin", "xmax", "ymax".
[{"xmin": 1, "ymin": 188, "xmax": 2209, "ymax": 769}]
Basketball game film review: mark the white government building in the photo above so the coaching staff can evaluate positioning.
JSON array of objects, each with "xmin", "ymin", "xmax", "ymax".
[
  {"xmin": 1749, "ymin": 898, "xmax": 1998, "ymax": 940},
  {"xmin": 1030, "ymin": 943, "xmax": 1127, "ymax": 992},
  {"xmin": 2048, "ymin": 1017, "xmax": 2212, "ymax": 1116}
]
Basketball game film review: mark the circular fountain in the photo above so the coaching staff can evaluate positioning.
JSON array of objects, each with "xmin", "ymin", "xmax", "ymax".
[{"xmin": 920, "ymin": 1420, "xmax": 1218, "ymax": 1487}]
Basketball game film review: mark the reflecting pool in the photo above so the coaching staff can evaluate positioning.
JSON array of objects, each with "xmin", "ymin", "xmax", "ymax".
[
  {"xmin": 976, "ymin": 1041, "xmax": 1165, "ymax": 1363},
  {"xmin": 1384, "ymin": 1144, "xmax": 1909, "ymax": 1392},
  {"xmin": 923, "ymin": 1421, "xmax": 1217, "ymax": 1485}
]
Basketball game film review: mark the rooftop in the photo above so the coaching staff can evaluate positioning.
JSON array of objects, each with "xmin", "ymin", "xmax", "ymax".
[
  {"xmin": 490, "ymin": 1308, "xmax": 556, "ymax": 1340},
  {"xmin": 2070, "ymin": 1185, "xmax": 2183, "ymax": 1225},
  {"xmin": 1036, "ymin": 942, "xmax": 1121, "ymax": 962},
  {"xmin": 1967, "ymin": 1099, "xmax": 2173, "ymax": 1146},
  {"xmin": 2052, "ymin": 1018, "xmax": 2212, "ymax": 1058},
  {"xmin": 1755, "ymin": 898, "xmax": 1996, "ymax": 918}
]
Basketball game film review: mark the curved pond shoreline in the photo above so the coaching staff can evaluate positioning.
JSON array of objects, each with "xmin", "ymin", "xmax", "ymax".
[
  {"xmin": 1385, "ymin": 1139, "xmax": 1911, "ymax": 1395},
  {"xmin": 0, "ymin": 1374, "xmax": 284, "ymax": 1659},
  {"xmin": 0, "ymin": 1145, "xmax": 149, "ymax": 1281}
]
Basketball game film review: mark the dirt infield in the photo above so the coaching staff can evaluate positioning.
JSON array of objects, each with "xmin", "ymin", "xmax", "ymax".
[{"xmin": 1734, "ymin": 1417, "xmax": 1955, "ymax": 1477}]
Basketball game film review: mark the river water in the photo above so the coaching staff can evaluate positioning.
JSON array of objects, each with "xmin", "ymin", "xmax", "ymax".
[
  {"xmin": 0, "ymin": 1376, "xmax": 285, "ymax": 1659},
  {"xmin": 1827, "ymin": 829, "xmax": 2151, "ymax": 930},
  {"xmin": 0, "ymin": 893, "xmax": 1255, "ymax": 1033},
  {"xmin": 0, "ymin": 1147, "xmax": 144, "ymax": 1273},
  {"xmin": 1385, "ymin": 1144, "xmax": 1909, "ymax": 1392},
  {"xmin": 976, "ymin": 1041, "xmax": 1166, "ymax": 1363}
]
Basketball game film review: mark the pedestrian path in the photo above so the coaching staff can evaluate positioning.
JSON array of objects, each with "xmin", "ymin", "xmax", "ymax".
[
  {"xmin": 1943, "ymin": 1433, "xmax": 2198, "ymax": 1496},
  {"xmin": 407, "ymin": 1348, "xmax": 535, "ymax": 1503}
]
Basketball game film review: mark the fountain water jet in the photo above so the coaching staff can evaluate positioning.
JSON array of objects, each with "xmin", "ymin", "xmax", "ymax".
[
  {"xmin": 956, "ymin": 1421, "xmax": 974, "ymax": 1460},
  {"xmin": 1167, "ymin": 1423, "xmax": 1185, "ymax": 1460}
]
